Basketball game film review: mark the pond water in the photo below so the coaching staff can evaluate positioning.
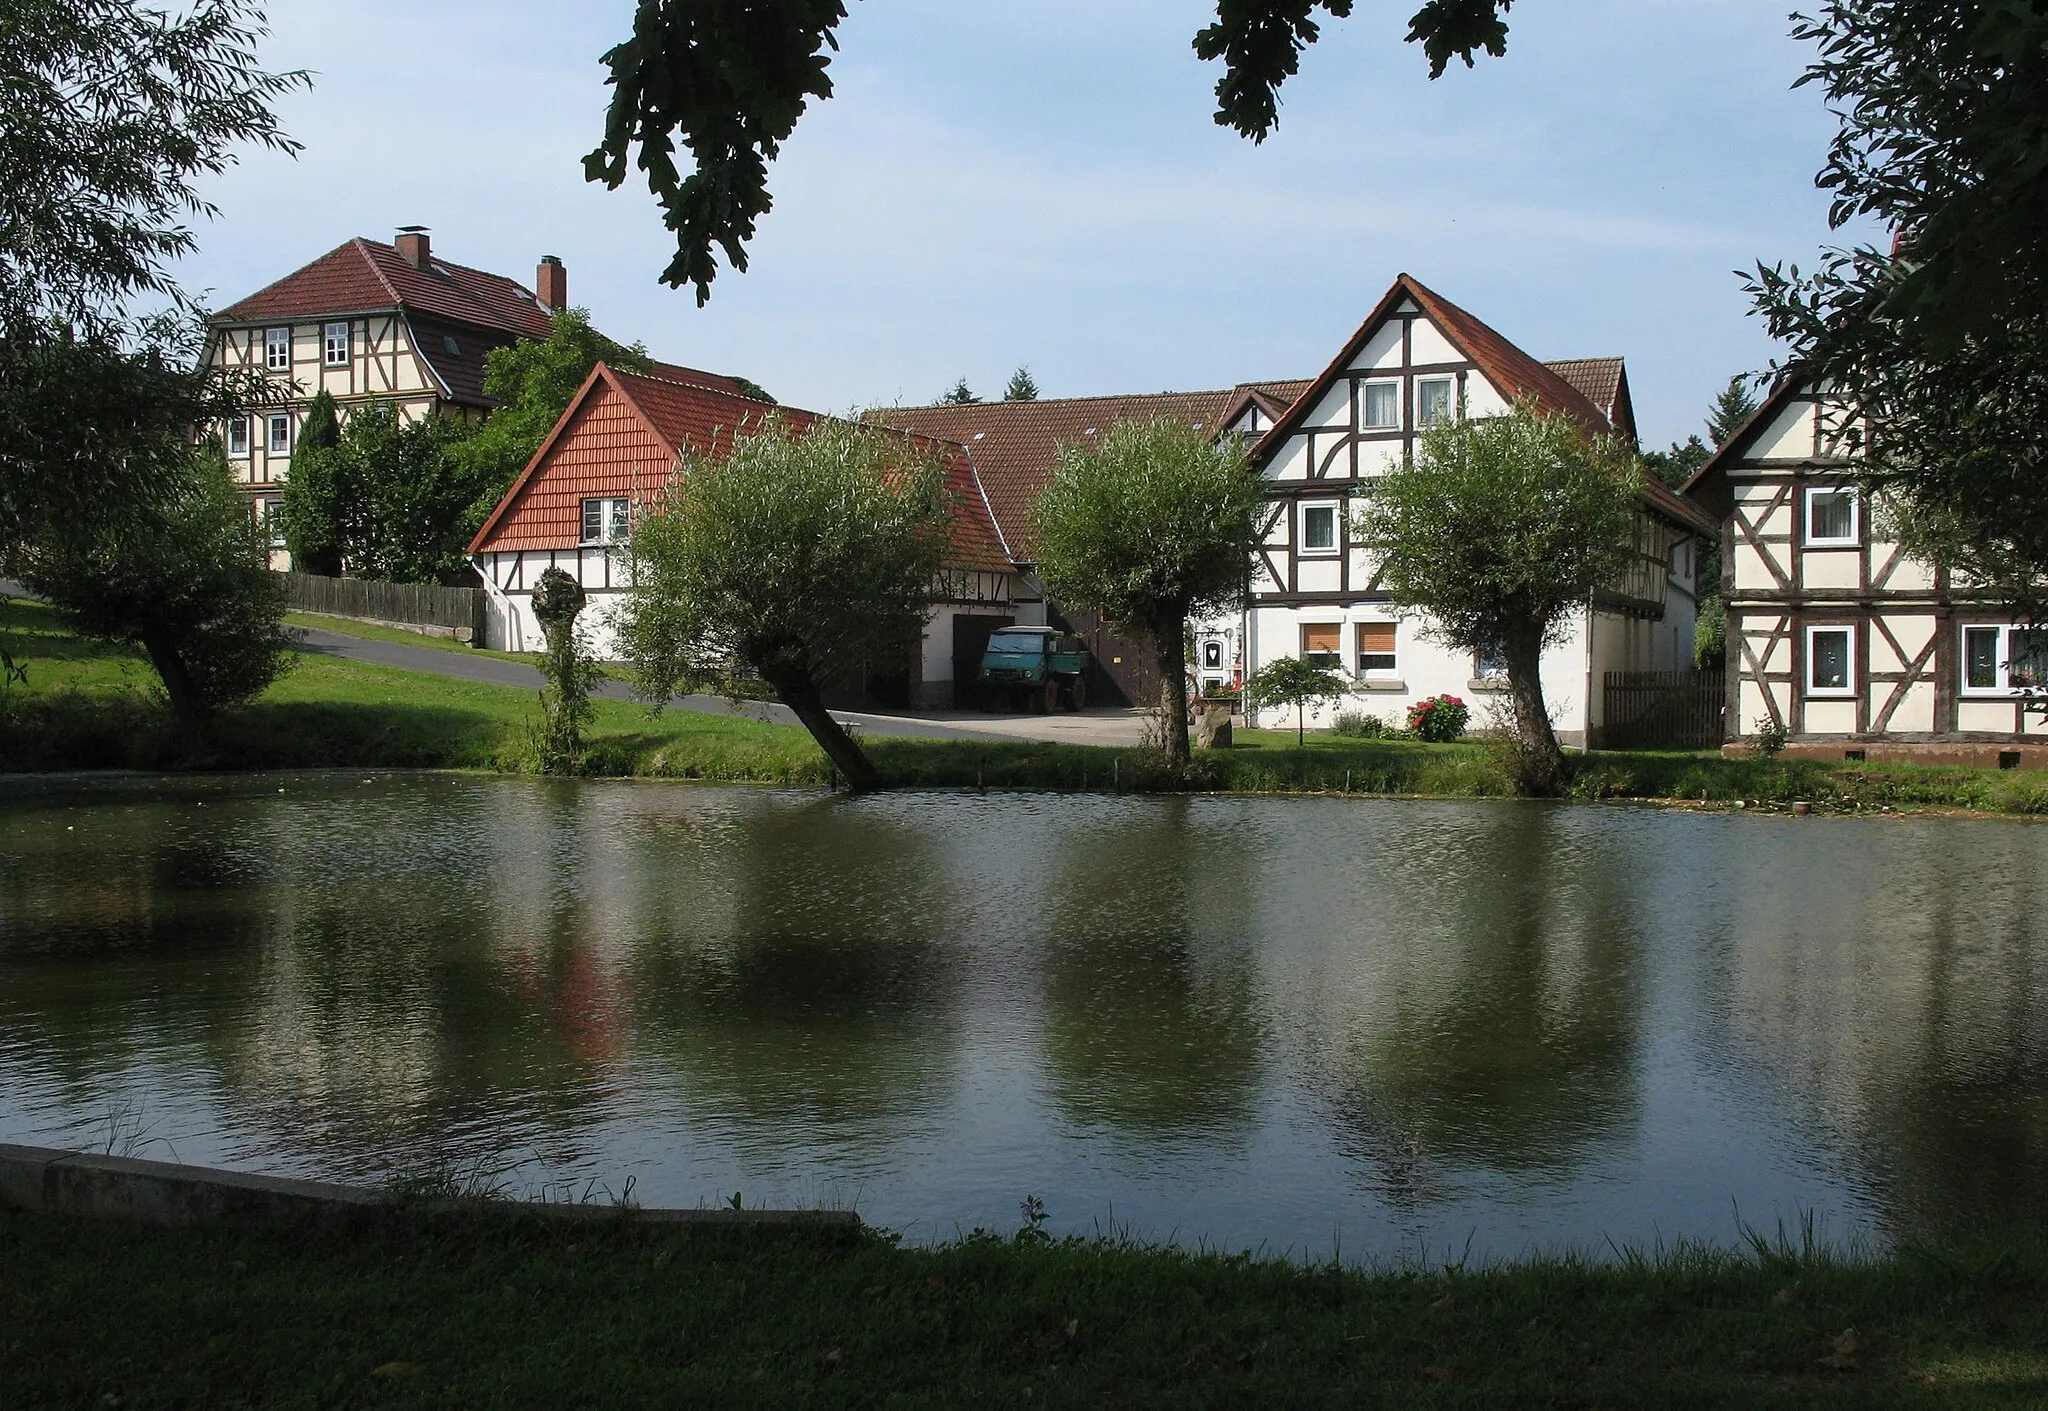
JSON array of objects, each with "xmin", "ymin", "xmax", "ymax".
[{"xmin": 2, "ymin": 774, "xmax": 2044, "ymax": 1260}]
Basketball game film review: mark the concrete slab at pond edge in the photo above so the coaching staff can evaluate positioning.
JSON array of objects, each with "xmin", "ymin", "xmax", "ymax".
[{"xmin": 0, "ymin": 1144, "xmax": 859, "ymax": 1230}]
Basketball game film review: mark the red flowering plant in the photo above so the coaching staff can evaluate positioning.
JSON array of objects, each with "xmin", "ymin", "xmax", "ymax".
[{"xmin": 1405, "ymin": 693, "xmax": 1469, "ymax": 742}]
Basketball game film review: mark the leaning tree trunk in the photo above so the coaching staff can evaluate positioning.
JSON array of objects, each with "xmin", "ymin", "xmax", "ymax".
[
  {"xmin": 139, "ymin": 626, "xmax": 202, "ymax": 723},
  {"xmin": 761, "ymin": 663, "xmax": 885, "ymax": 794},
  {"xmin": 1502, "ymin": 628, "xmax": 1565, "ymax": 797},
  {"xmin": 1155, "ymin": 614, "xmax": 1192, "ymax": 766}
]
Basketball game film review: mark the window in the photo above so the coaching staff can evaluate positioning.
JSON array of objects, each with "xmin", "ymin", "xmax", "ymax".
[
  {"xmin": 1300, "ymin": 502, "xmax": 1338, "ymax": 553},
  {"xmin": 225, "ymin": 417, "xmax": 250, "ymax": 456},
  {"xmin": 263, "ymin": 498, "xmax": 286, "ymax": 548},
  {"xmin": 1416, "ymin": 377, "xmax": 1454, "ymax": 426},
  {"xmin": 1474, "ymin": 640, "xmax": 1507, "ymax": 679},
  {"xmin": 1360, "ymin": 380, "xmax": 1399, "ymax": 429},
  {"xmin": 1805, "ymin": 485, "xmax": 1858, "ymax": 546},
  {"xmin": 1806, "ymin": 624, "xmax": 1854, "ymax": 695},
  {"xmin": 1356, "ymin": 622, "xmax": 1396, "ymax": 675},
  {"xmin": 264, "ymin": 327, "xmax": 290, "ymax": 371},
  {"xmin": 1963, "ymin": 624, "xmax": 2048, "ymax": 693},
  {"xmin": 323, "ymin": 322, "xmax": 351, "ymax": 365},
  {"xmin": 266, "ymin": 413, "xmax": 292, "ymax": 455},
  {"xmin": 1302, "ymin": 623, "xmax": 1341, "ymax": 669},
  {"xmin": 581, "ymin": 496, "xmax": 630, "ymax": 544}
]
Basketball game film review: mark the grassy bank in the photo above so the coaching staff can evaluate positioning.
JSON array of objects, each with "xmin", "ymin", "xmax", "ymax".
[
  {"xmin": 4, "ymin": 1207, "xmax": 2043, "ymax": 1407},
  {"xmin": 7, "ymin": 597, "xmax": 2048, "ymax": 813}
]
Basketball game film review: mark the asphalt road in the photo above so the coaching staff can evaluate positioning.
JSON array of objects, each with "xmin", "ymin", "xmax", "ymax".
[{"xmin": 292, "ymin": 626, "xmax": 1149, "ymax": 746}]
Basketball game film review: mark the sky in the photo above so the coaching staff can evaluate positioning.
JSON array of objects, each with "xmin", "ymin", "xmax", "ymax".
[{"xmin": 173, "ymin": 1, "xmax": 1876, "ymax": 450}]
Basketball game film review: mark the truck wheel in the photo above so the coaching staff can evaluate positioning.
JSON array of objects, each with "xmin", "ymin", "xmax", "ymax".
[
  {"xmin": 1039, "ymin": 679, "xmax": 1057, "ymax": 714},
  {"xmin": 1068, "ymin": 677, "xmax": 1086, "ymax": 711}
]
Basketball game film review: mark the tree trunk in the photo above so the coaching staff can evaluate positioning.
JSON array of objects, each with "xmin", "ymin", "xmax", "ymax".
[
  {"xmin": 139, "ymin": 626, "xmax": 202, "ymax": 722},
  {"xmin": 761, "ymin": 663, "xmax": 885, "ymax": 793},
  {"xmin": 1155, "ymin": 615, "xmax": 1191, "ymax": 765},
  {"xmin": 1503, "ymin": 628, "xmax": 1566, "ymax": 797}
]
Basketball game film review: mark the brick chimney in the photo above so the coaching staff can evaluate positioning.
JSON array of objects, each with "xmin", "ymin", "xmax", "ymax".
[
  {"xmin": 395, "ymin": 226, "xmax": 431, "ymax": 270},
  {"xmin": 536, "ymin": 254, "xmax": 567, "ymax": 311}
]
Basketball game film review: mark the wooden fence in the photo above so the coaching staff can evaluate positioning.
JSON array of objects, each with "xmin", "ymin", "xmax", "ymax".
[
  {"xmin": 276, "ymin": 572, "xmax": 486, "ymax": 643},
  {"xmin": 1600, "ymin": 670, "xmax": 1726, "ymax": 750}
]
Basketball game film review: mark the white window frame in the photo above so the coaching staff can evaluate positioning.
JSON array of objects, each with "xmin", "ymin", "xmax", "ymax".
[
  {"xmin": 262, "ymin": 498, "xmax": 286, "ymax": 548},
  {"xmin": 323, "ymin": 321, "xmax": 351, "ymax": 366},
  {"xmin": 1297, "ymin": 499, "xmax": 1340, "ymax": 556},
  {"xmin": 1961, "ymin": 623, "xmax": 2048, "ymax": 696},
  {"xmin": 581, "ymin": 496, "xmax": 630, "ymax": 545},
  {"xmin": 266, "ymin": 413, "xmax": 292, "ymax": 455},
  {"xmin": 1804, "ymin": 484, "xmax": 1859, "ymax": 547},
  {"xmin": 1415, "ymin": 376, "xmax": 1455, "ymax": 427},
  {"xmin": 1805, "ymin": 624, "xmax": 1855, "ymax": 697},
  {"xmin": 1359, "ymin": 379, "xmax": 1400, "ymax": 430},
  {"xmin": 264, "ymin": 327, "xmax": 291, "ymax": 371},
  {"xmin": 1355, "ymin": 621, "xmax": 1397, "ymax": 676},
  {"xmin": 225, "ymin": 416, "xmax": 250, "ymax": 456}
]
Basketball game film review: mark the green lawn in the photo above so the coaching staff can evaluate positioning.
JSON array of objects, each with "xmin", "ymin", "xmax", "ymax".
[
  {"xmin": 8, "ymin": 595, "xmax": 2048, "ymax": 813},
  {"xmin": 3, "ymin": 1208, "xmax": 2043, "ymax": 1407},
  {"xmin": 285, "ymin": 611, "xmax": 537, "ymax": 664}
]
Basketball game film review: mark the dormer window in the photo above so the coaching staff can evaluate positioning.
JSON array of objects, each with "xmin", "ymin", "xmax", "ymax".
[
  {"xmin": 1805, "ymin": 485, "xmax": 1858, "ymax": 546},
  {"xmin": 323, "ymin": 322, "xmax": 350, "ymax": 365},
  {"xmin": 1416, "ymin": 377, "xmax": 1454, "ymax": 426},
  {"xmin": 264, "ymin": 327, "xmax": 290, "ymax": 371}
]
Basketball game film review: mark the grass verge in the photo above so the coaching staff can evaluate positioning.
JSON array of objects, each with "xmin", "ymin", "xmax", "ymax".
[
  {"xmin": 3, "ymin": 1207, "xmax": 2043, "ymax": 1407},
  {"xmin": 7, "ymin": 597, "xmax": 2048, "ymax": 813}
]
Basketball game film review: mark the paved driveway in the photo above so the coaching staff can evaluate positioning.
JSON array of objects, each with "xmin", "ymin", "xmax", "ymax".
[{"xmin": 293, "ymin": 626, "xmax": 1150, "ymax": 746}]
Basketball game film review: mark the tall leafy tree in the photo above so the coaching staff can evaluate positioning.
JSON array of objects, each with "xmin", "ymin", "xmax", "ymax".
[
  {"xmin": 1032, "ymin": 420, "xmax": 1264, "ymax": 767},
  {"xmin": 279, "ymin": 389, "xmax": 344, "ymax": 574},
  {"xmin": 1003, "ymin": 367, "xmax": 1040, "ymax": 402},
  {"xmin": 617, "ymin": 416, "xmax": 951, "ymax": 793},
  {"xmin": 320, "ymin": 406, "xmax": 481, "ymax": 585},
  {"xmin": 585, "ymin": 1, "xmax": 1519, "ymax": 301},
  {"xmin": 1749, "ymin": 0, "xmax": 2048, "ymax": 616},
  {"xmin": 1352, "ymin": 400, "xmax": 1640, "ymax": 796}
]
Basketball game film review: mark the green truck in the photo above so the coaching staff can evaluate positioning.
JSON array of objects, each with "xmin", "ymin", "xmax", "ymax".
[{"xmin": 976, "ymin": 627, "xmax": 1089, "ymax": 712}]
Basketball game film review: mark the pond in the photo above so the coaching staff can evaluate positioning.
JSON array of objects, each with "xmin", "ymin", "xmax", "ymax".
[{"xmin": 2, "ymin": 774, "xmax": 2044, "ymax": 1260}]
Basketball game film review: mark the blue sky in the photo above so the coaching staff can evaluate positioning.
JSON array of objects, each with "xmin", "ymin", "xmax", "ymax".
[{"xmin": 176, "ymin": 1, "xmax": 1870, "ymax": 449}]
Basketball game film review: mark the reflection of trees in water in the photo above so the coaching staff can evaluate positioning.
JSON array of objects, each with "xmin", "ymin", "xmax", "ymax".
[
  {"xmin": 1312, "ymin": 806, "xmax": 1644, "ymax": 1205},
  {"xmin": 1037, "ymin": 797, "xmax": 1268, "ymax": 1143},
  {"xmin": 623, "ymin": 793, "xmax": 964, "ymax": 1147},
  {"xmin": 1706, "ymin": 820, "xmax": 2048, "ymax": 1240}
]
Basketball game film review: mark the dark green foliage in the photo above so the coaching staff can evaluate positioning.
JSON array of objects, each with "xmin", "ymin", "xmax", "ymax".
[
  {"xmin": 1354, "ymin": 400, "xmax": 1639, "ymax": 795},
  {"xmin": 280, "ymin": 390, "xmax": 344, "ymax": 575},
  {"xmin": 529, "ymin": 566, "xmax": 600, "ymax": 774},
  {"xmin": 297, "ymin": 388, "xmax": 340, "ymax": 453},
  {"xmin": 731, "ymin": 375, "xmax": 775, "ymax": 403},
  {"xmin": 10, "ymin": 446, "xmax": 293, "ymax": 719},
  {"xmin": 591, "ymin": 2, "xmax": 1515, "ymax": 301},
  {"xmin": 1003, "ymin": 366, "xmax": 1039, "ymax": 401},
  {"xmin": 440, "ymin": 307, "xmax": 652, "ymax": 534},
  {"xmin": 1642, "ymin": 435, "xmax": 1709, "ymax": 489},
  {"xmin": 1748, "ymin": 0, "xmax": 2048, "ymax": 616},
  {"xmin": 1694, "ymin": 593, "xmax": 1727, "ymax": 671},
  {"xmin": 1706, "ymin": 372, "xmax": 1761, "ymax": 447},
  {"xmin": 1033, "ymin": 420, "xmax": 1264, "ymax": 765},
  {"xmin": 317, "ymin": 405, "xmax": 483, "ymax": 585},
  {"xmin": 1405, "ymin": 692, "xmax": 1471, "ymax": 742},
  {"xmin": 1244, "ymin": 654, "xmax": 1346, "ymax": 744},
  {"xmin": 943, "ymin": 377, "xmax": 980, "ymax": 405},
  {"xmin": 618, "ymin": 415, "xmax": 951, "ymax": 793}
]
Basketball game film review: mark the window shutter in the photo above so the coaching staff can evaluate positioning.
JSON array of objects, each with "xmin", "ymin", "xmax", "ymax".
[
  {"xmin": 1302, "ymin": 624, "xmax": 1340, "ymax": 655},
  {"xmin": 1357, "ymin": 623, "xmax": 1395, "ymax": 654}
]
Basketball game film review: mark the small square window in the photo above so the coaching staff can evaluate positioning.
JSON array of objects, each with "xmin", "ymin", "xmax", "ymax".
[
  {"xmin": 1416, "ymin": 377, "xmax": 1454, "ymax": 426},
  {"xmin": 1300, "ymin": 503, "xmax": 1338, "ymax": 553},
  {"xmin": 267, "ymin": 413, "xmax": 292, "ymax": 455},
  {"xmin": 225, "ymin": 417, "xmax": 250, "ymax": 456},
  {"xmin": 1807, "ymin": 625, "xmax": 1853, "ymax": 695},
  {"xmin": 1965, "ymin": 625, "xmax": 2001, "ymax": 691},
  {"xmin": 1805, "ymin": 485, "xmax": 1858, "ymax": 545},
  {"xmin": 323, "ymin": 322, "xmax": 350, "ymax": 366},
  {"xmin": 1361, "ymin": 381, "xmax": 1399, "ymax": 429},
  {"xmin": 1301, "ymin": 623, "xmax": 1341, "ymax": 669},
  {"xmin": 582, "ymin": 496, "xmax": 630, "ymax": 544},
  {"xmin": 263, "ymin": 498, "xmax": 286, "ymax": 548},
  {"xmin": 264, "ymin": 327, "xmax": 291, "ymax": 371},
  {"xmin": 1356, "ymin": 622, "xmax": 1396, "ymax": 674}
]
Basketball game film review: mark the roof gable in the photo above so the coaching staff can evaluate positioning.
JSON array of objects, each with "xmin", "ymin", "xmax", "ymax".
[{"xmin": 216, "ymin": 237, "xmax": 556, "ymax": 341}]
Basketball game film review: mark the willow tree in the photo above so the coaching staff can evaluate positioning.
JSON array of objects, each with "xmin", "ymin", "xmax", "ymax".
[
  {"xmin": 1352, "ymin": 400, "xmax": 1639, "ymax": 797},
  {"xmin": 1032, "ymin": 420, "xmax": 1263, "ymax": 767},
  {"xmin": 616, "ymin": 415, "xmax": 950, "ymax": 793}
]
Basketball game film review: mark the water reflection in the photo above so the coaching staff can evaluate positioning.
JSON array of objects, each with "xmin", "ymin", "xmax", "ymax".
[{"xmin": 2, "ymin": 777, "xmax": 2046, "ymax": 1254}]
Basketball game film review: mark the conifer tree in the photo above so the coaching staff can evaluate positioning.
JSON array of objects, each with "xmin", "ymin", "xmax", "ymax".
[
  {"xmin": 942, "ymin": 378, "xmax": 979, "ymax": 406},
  {"xmin": 1003, "ymin": 367, "xmax": 1039, "ymax": 401}
]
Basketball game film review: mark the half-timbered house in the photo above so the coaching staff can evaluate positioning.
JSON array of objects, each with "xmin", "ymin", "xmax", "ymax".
[
  {"xmin": 207, "ymin": 228, "xmax": 743, "ymax": 564},
  {"xmin": 469, "ymin": 363, "xmax": 1018, "ymax": 708},
  {"xmin": 1683, "ymin": 380, "xmax": 2048, "ymax": 763},
  {"xmin": 1231, "ymin": 274, "xmax": 1713, "ymax": 742}
]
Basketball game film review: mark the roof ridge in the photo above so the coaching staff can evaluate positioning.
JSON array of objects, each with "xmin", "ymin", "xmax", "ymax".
[{"xmin": 891, "ymin": 388, "xmax": 1236, "ymax": 411}]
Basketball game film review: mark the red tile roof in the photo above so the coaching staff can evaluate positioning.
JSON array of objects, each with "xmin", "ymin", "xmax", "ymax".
[
  {"xmin": 470, "ymin": 365, "xmax": 1010, "ymax": 572},
  {"xmin": 1544, "ymin": 357, "xmax": 1636, "ymax": 441},
  {"xmin": 875, "ymin": 389, "xmax": 1290, "ymax": 560},
  {"xmin": 216, "ymin": 237, "xmax": 556, "ymax": 341}
]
